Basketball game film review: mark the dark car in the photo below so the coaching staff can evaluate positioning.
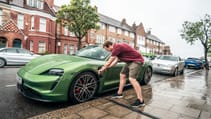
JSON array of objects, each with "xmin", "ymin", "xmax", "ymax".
[{"xmin": 185, "ymin": 57, "xmax": 203, "ymax": 69}]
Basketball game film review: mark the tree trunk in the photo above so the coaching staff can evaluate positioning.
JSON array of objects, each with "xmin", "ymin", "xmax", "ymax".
[
  {"xmin": 77, "ymin": 38, "xmax": 82, "ymax": 51},
  {"xmin": 204, "ymin": 47, "xmax": 209, "ymax": 70}
]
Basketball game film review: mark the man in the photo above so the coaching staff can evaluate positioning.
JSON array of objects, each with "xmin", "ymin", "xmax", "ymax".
[{"xmin": 98, "ymin": 41, "xmax": 145, "ymax": 107}]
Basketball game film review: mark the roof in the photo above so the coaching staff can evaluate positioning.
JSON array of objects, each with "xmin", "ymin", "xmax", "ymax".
[
  {"xmin": 98, "ymin": 13, "xmax": 133, "ymax": 32},
  {"xmin": 0, "ymin": 19, "xmax": 25, "ymax": 36},
  {"xmin": 146, "ymin": 34, "xmax": 165, "ymax": 44},
  {"xmin": 52, "ymin": 7, "xmax": 134, "ymax": 32},
  {"xmin": 52, "ymin": 6, "xmax": 165, "ymax": 44}
]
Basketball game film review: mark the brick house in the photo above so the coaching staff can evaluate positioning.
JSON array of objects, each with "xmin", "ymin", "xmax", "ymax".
[
  {"xmin": 0, "ymin": 0, "xmax": 58, "ymax": 54},
  {"xmin": 145, "ymin": 30, "xmax": 166, "ymax": 55},
  {"xmin": 87, "ymin": 14, "xmax": 135, "ymax": 47}
]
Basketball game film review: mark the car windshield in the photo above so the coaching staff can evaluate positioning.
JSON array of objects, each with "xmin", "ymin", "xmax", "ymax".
[
  {"xmin": 187, "ymin": 58, "xmax": 200, "ymax": 61},
  {"xmin": 75, "ymin": 46, "xmax": 110, "ymax": 60},
  {"xmin": 158, "ymin": 55, "xmax": 178, "ymax": 61}
]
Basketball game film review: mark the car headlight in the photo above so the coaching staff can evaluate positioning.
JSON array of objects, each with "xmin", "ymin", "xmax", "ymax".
[{"xmin": 43, "ymin": 69, "xmax": 64, "ymax": 76}]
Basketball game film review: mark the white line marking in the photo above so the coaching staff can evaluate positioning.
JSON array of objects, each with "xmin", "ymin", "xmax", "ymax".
[
  {"xmin": 5, "ymin": 84, "xmax": 16, "ymax": 87},
  {"xmin": 185, "ymin": 70, "xmax": 201, "ymax": 75}
]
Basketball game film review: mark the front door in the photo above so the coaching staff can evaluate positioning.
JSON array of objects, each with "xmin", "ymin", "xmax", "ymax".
[{"xmin": 13, "ymin": 39, "xmax": 22, "ymax": 48}]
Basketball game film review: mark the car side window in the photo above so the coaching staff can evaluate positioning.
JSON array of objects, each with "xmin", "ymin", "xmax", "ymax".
[
  {"xmin": 18, "ymin": 49, "xmax": 28, "ymax": 54},
  {"xmin": 6, "ymin": 49, "xmax": 17, "ymax": 53},
  {"xmin": 0, "ymin": 49, "xmax": 6, "ymax": 53}
]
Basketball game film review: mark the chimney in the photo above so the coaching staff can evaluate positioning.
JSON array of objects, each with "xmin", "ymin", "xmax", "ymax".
[
  {"xmin": 121, "ymin": 18, "xmax": 126, "ymax": 25},
  {"xmin": 147, "ymin": 28, "xmax": 151, "ymax": 34},
  {"xmin": 132, "ymin": 22, "xmax": 136, "ymax": 29}
]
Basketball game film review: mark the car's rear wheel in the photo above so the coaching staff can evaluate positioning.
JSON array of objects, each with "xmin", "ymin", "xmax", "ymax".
[
  {"xmin": 0, "ymin": 58, "xmax": 6, "ymax": 68},
  {"xmin": 69, "ymin": 72, "xmax": 98, "ymax": 103},
  {"xmin": 140, "ymin": 67, "xmax": 152, "ymax": 85}
]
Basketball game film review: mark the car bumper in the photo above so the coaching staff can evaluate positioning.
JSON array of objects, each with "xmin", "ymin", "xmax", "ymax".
[
  {"xmin": 16, "ymin": 71, "xmax": 71, "ymax": 102},
  {"xmin": 153, "ymin": 66, "xmax": 175, "ymax": 74},
  {"xmin": 17, "ymin": 83, "xmax": 66, "ymax": 102},
  {"xmin": 185, "ymin": 64, "xmax": 203, "ymax": 69}
]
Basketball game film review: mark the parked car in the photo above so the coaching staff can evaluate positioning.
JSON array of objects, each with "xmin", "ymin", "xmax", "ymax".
[
  {"xmin": 184, "ymin": 57, "xmax": 203, "ymax": 69},
  {"xmin": 151, "ymin": 55, "xmax": 184, "ymax": 76},
  {"xmin": 16, "ymin": 45, "xmax": 153, "ymax": 103},
  {"xmin": 0, "ymin": 47, "xmax": 40, "ymax": 68}
]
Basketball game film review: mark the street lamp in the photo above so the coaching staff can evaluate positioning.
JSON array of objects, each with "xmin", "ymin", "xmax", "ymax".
[{"xmin": 57, "ymin": 41, "xmax": 61, "ymax": 54}]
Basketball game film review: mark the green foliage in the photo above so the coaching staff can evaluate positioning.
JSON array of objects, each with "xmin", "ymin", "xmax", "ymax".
[
  {"xmin": 180, "ymin": 14, "xmax": 211, "ymax": 69},
  {"xmin": 56, "ymin": 0, "xmax": 100, "ymax": 50}
]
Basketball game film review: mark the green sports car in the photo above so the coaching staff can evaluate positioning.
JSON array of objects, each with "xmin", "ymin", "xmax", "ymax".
[{"xmin": 17, "ymin": 45, "xmax": 152, "ymax": 103}]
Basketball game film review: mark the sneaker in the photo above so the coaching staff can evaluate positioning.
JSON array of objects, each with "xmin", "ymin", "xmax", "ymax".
[
  {"xmin": 131, "ymin": 99, "xmax": 145, "ymax": 107},
  {"xmin": 111, "ymin": 93, "xmax": 123, "ymax": 99}
]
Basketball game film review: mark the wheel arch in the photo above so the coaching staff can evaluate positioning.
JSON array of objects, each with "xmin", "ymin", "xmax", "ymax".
[
  {"xmin": 0, "ymin": 57, "xmax": 7, "ymax": 66},
  {"xmin": 140, "ymin": 65, "xmax": 153, "ymax": 85}
]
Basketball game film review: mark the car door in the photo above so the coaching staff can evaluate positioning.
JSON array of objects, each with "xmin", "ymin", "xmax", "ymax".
[
  {"xmin": 4, "ymin": 48, "xmax": 24, "ymax": 65},
  {"xmin": 16, "ymin": 49, "xmax": 34, "ymax": 64},
  {"xmin": 101, "ymin": 61, "xmax": 125, "ymax": 91}
]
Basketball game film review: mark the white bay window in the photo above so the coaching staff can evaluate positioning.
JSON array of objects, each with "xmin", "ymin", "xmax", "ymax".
[
  {"xmin": 17, "ymin": 14, "xmax": 24, "ymax": 29},
  {"xmin": 39, "ymin": 18, "xmax": 46, "ymax": 32}
]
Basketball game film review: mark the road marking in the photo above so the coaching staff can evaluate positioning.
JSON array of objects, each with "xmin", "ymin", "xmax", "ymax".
[
  {"xmin": 185, "ymin": 70, "xmax": 201, "ymax": 75},
  {"xmin": 5, "ymin": 84, "xmax": 16, "ymax": 87}
]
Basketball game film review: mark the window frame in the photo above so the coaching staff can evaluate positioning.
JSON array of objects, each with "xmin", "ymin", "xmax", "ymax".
[{"xmin": 39, "ymin": 17, "xmax": 46, "ymax": 32}]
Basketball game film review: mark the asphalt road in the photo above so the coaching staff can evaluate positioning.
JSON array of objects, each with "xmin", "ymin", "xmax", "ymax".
[{"xmin": 0, "ymin": 66, "xmax": 191, "ymax": 119}]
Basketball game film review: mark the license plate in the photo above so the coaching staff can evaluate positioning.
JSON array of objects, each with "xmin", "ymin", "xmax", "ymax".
[{"xmin": 16, "ymin": 74, "xmax": 22, "ymax": 85}]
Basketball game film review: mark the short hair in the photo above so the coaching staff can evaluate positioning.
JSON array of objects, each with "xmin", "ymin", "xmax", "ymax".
[{"xmin": 103, "ymin": 41, "xmax": 113, "ymax": 48}]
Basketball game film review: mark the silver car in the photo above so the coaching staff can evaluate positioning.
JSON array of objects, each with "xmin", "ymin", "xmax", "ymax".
[
  {"xmin": 0, "ymin": 47, "xmax": 40, "ymax": 68},
  {"xmin": 152, "ymin": 55, "xmax": 184, "ymax": 76}
]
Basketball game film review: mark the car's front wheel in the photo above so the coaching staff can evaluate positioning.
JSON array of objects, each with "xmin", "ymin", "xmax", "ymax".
[
  {"xmin": 173, "ymin": 68, "xmax": 178, "ymax": 76},
  {"xmin": 0, "ymin": 58, "xmax": 6, "ymax": 68},
  {"xmin": 69, "ymin": 72, "xmax": 98, "ymax": 103},
  {"xmin": 140, "ymin": 67, "xmax": 152, "ymax": 85},
  {"xmin": 180, "ymin": 68, "xmax": 184, "ymax": 74}
]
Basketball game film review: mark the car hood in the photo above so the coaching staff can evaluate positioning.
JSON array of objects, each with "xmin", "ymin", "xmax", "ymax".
[
  {"xmin": 152, "ymin": 59, "xmax": 177, "ymax": 65},
  {"xmin": 21, "ymin": 54, "xmax": 95, "ymax": 74}
]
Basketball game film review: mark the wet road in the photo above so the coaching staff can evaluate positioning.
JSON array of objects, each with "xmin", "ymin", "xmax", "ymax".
[{"xmin": 0, "ymin": 66, "xmax": 197, "ymax": 119}]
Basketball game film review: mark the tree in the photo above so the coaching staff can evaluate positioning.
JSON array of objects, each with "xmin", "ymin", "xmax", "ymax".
[
  {"xmin": 180, "ymin": 14, "xmax": 211, "ymax": 70},
  {"xmin": 56, "ymin": 0, "xmax": 99, "ymax": 50}
]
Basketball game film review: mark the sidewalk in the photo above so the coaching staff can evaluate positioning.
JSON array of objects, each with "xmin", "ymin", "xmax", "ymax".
[{"xmin": 30, "ymin": 70, "xmax": 211, "ymax": 119}]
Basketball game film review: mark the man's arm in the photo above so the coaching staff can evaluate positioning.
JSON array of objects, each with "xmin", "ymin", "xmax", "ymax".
[
  {"xmin": 104, "ymin": 56, "xmax": 117, "ymax": 68},
  {"xmin": 98, "ymin": 56, "xmax": 117, "ymax": 73},
  {"xmin": 108, "ymin": 57, "xmax": 119, "ymax": 67}
]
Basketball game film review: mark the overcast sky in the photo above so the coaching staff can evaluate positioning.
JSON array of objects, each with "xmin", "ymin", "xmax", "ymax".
[{"xmin": 54, "ymin": 0, "xmax": 211, "ymax": 58}]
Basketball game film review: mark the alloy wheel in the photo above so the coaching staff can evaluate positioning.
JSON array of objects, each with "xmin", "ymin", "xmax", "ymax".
[
  {"xmin": 71, "ymin": 72, "xmax": 98, "ymax": 103},
  {"xmin": 141, "ymin": 67, "xmax": 152, "ymax": 85}
]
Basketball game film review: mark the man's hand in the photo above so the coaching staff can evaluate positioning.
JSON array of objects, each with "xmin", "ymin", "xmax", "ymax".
[{"xmin": 98, "ymin": 66, "xmax": 107, "ymax": 74}]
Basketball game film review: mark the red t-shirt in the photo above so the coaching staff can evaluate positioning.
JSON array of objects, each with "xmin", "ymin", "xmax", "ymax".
[{"xmin": 111, "ymin": 43, "xmax": 144, "ymax": 63}]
